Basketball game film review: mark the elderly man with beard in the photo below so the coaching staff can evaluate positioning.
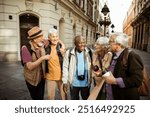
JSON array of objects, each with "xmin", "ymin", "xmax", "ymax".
[
  {"xmin": 62, "ymin": 35, "xmax": 93, "ymax": 100},
  {"xmin": 21, "ymin": 26, "xmax": 50, "ymax": 100},
  {"xmin": 102, "ymin": 32, "xmax": 144, "ymax": 100}
]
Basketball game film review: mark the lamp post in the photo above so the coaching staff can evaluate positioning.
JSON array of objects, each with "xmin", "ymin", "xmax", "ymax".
[
  {"xmin": 99, "ymin": 4, "xmax": 111, "ymax": 36},
  {"xmin": 111, "ymin": 24, "xmax": 115, "ymax": 33}
]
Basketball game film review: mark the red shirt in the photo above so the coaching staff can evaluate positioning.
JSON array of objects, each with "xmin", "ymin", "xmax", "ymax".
[{"xmin": 21, "ymin": 46, "xmax": 32, "ymax": 64}]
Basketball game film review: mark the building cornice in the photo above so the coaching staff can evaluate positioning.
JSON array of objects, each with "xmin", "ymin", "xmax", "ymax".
[
  {"xmin": 131, "ymin": 1, "xmax": 150, "ymax": 26},
  {"xmin": 57, "ymin": 0, "xmax": 96, "ymax": 27}
]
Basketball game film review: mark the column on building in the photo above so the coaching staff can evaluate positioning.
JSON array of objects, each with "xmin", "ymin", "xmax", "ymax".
[
  {"xmin": 135, "ymin": 24, "xmax": 139, "ymax": 49},
  {"xmin": 142, "ymin": 14, "xmax": 150, "ymax": 52},
  {"xmin": 132, "ymin": 25, "xmax": 136, "ymax": 48},
  {"xmin": 139, "ymin": 21, "xmax": 143, "ymax": 49},
  {"xmin": 147, "ymin": 16, "xmax": 150, "ymax": 52},
  {"xmin": 142, "ymin": 18, "xmax": 147, "ymax": 51},
  {"xmin": 138, "ymin": 23, "xmax": 141, "ymax": 49}
]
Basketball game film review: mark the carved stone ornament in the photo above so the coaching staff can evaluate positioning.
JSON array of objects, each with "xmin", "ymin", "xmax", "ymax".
[
  {"xmin": 25, "ymin": 0, "xmax": 33, "ymax": 11},
  {"xmin": 55, "ymin": 2, "xmax": 59, "ymax": 10},
  {"xmin": 61, "ymin": 11, "xmax": 65, "ymax": 18}
]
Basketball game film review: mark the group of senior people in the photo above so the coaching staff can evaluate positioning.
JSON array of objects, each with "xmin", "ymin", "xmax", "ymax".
[{"xmin": 21, "ymin": 26, "xmax": 144, "ymax": 100}]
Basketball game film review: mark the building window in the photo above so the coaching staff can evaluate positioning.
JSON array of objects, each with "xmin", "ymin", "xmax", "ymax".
[
  {"xmin": 81, "ymin": 27, "xmax": 84, "ymax": 36},
  {"xmin": 74, "ymin": 0, "xmax": 80, "ymax": 5},
  {"xmin": 80, "ymin": 0, "xmax": 84, "ymax": 10},
  {"xmin": 73, "ymin": 0, "xmax": 85, "ymax": 10},
  {"xmin": 87, "ymin": 0, "xmax": 93, "ymax": 19},
  {"xmin": 73, "ymin": 24, "xmax": 76, "ymax": 38}
]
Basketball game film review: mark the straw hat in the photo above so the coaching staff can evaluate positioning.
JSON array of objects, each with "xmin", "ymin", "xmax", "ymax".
[{"xmin": 27, "ymin": 26, "xmax": 43, "ymax": 40}]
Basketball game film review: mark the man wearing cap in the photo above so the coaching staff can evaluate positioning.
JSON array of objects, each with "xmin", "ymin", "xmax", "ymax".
[
  {"xmin": 102, "ymin": 32, "xmax": 143, "ymax": 100},
  {"xmin": 21, "ymin": 26, "xmax": 50, "ymax": 100}
]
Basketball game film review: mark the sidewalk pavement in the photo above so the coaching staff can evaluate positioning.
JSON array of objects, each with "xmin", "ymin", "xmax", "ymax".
[
  {"xmin": 0, "ymin": 49, "xmax": 150, "ymax": 100},
  {"xmin": 133, "ymin": 49, "xmax": 150, "ymax": 100}
]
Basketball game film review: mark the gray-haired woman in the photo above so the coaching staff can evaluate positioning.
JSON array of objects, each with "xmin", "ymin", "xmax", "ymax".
[
  {"xmin": 88, "ymin": 36, "xmax": 112, "ymax": 100},
  {"xmin": 44, "ymin": 28, "xmax": 66, "ymax": 100}
]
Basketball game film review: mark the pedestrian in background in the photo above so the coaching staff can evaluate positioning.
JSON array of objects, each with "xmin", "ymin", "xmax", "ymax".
[
  {"xmin": 21, "ymin": 26, "xmax": 50, "ymax": 100},
  {"xmin": 45, "ymin": 28, "xmax": 66, "ymax": 100},
  {"xmin": 62, "ymin": 35, "xmax": 93, "ymax": 100},
  {"xmin": 102, "ymin": 32, "xmax": 144, "ymax": 100}
]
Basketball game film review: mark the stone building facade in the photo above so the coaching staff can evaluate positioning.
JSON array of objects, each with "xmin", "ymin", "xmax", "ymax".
[
  {"xmin": 123, "ymin": 1, "xmax": 134, "ymax": 47},
  {"xmin": 0, "ymin": 0, "xmax": 103, "ymax": 61},
  {"xmin": 131, "ymin": 0, "xmax": 150, "ymax": 52},
  {"xmin": 123, "ymin": 0, "xmax": 150, "ymax": 51}
]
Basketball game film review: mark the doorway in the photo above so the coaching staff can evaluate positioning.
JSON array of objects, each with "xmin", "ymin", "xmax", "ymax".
[{"xmin": 19, "ymin": 13, "xmax": 39, "ymax": 48}]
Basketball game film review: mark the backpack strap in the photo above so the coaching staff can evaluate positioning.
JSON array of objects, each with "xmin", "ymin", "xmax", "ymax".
[
  {"xmin": 87, "ymin": 47, "xmax": 92, "ymax": 62},
  {"xmin": 68, "ymin": 47, "xmax": 92, "ymax": 64},
  {"xmin": 68, "ymin": 47, "xmax": 73, "ymax": 64},
  {"xmin": 45, "ymin": 42, "xmax": 63, "ymax": 73},
  {"xmin": 122, "ymin": 48, "xmax": 132, "ymax": 68}
]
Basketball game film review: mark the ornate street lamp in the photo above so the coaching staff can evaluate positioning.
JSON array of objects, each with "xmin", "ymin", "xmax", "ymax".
[
  {"xmin": 99, "ymin": 4, "xmax": 111, "ymax": 36},
  {"xmin": 101, "ymin": 4, "xmax": 110, "ymax": 16},
  {"xmin": 111, "ymin": 24, "xmax": 115, "ymax": 33}
]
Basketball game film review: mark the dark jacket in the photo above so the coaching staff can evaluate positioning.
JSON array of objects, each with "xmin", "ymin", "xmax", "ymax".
[
  {"xmin": 112, "ymin": 48, "xmax": 144, "ymax": 100},
  {"xmin": 45, "ymin": 41, "xmax": 63, "ymax": 73}
]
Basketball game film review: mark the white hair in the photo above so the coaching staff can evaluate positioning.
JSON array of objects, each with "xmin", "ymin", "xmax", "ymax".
[
  {"xmin": 112, "ymin": 32, "xmax": 128, "ymax": 47},
  {"xmin": 96, "ymin": 36, "xmax": 109, "ymax": 45},
  {"xmin": 48, "ymin": 28, "xmax": 58, "ymax": 37}
]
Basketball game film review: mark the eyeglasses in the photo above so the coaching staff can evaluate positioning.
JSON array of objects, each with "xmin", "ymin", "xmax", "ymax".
[{"xmin": 109, "ymin": 40, "xmax": 115, "ymax": 43}]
